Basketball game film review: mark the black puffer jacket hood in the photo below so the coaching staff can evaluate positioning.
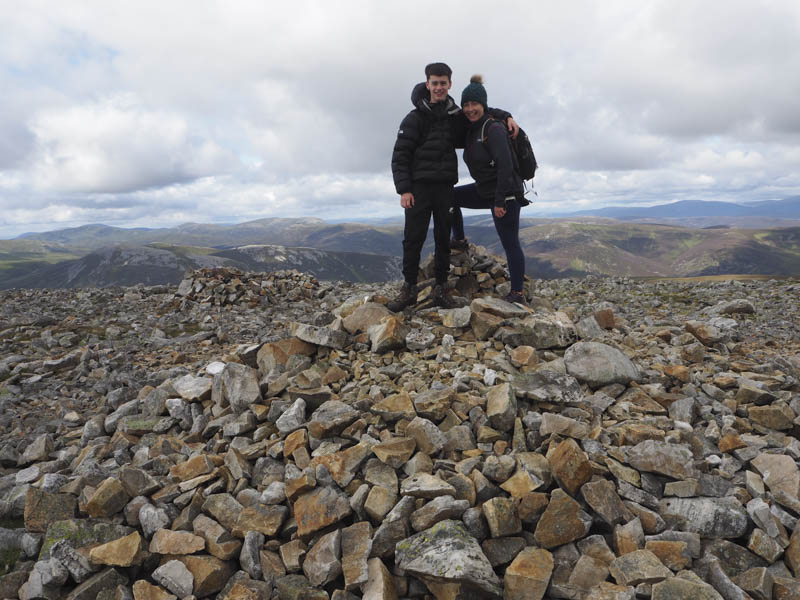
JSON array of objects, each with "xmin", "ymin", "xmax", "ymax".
[{"xmin": 410, "ymin": 81, "xmax": 461, "ymax": 116}]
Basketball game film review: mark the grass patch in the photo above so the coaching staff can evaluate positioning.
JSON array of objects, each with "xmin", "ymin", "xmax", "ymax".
[
  {"xmin": 0, "ymin": 548, "xmax": 21, "ymax": 576},
  {"xmin": 680, "ymin": 236, "xmax": 703, "ymax": 249},
  {"xmin": 569, "ymin": 258, "xmax": 586, "ymax": 271}
]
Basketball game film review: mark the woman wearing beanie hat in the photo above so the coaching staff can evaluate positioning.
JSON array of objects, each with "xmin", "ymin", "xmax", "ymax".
[{"xmin": 452, "ymin": 75, "xmax": 529, "ymax": 305}]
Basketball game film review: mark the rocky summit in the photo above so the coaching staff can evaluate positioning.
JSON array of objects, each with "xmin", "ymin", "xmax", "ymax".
[{"xmin": 1, "ymin": 243, "xmax": 799, "ymax": 600}]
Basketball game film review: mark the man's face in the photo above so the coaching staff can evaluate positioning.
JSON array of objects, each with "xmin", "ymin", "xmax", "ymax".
[{"xmin": 426, "ymin": 75, "xmax": 451, "ymax": 104}]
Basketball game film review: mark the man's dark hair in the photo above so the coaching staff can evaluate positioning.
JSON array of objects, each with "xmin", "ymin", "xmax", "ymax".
[{"xmin": 425, "ymin": 62, "xmax": 452, "ymax": 81}]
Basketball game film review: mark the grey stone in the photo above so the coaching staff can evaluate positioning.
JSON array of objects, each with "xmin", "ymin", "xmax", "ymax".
[
  {"xmin": 303, "ymin": 529, "xmax": 342, "ymax": 587},
  {"xmin": 240, "ymin": 530, "xmax": 265, "ymax": 580},
  {"xmin": 138, "ymin": 504, "xmax": 171, "ymax": 539},
  {"xmin": 628, "ymin": 440, "xmax": 696, "ymax": 480},
  {"xmin": 410, "ymin": 495, "xmax": 469, "ymax": 531},
  {"xmin": 153, "ymin": 559, "xmax": 194, "ymax": 598},
  {"xmin": 658, "ymin": 497, "xmax": 748, "ymax": 538},
  {"xmin": 171, "ymin": 374, "xmax": 213, "ymax": 402},
  {"xmin": 292, "ymin": 322, "xmax": 350, "ymax": 349},
  {"xmin": 564, "ymin": 342, "xmax": 640, "ymax": 388},
  {"xmin": 513, "ymin": 371, "xmax": 584, "ymax": 404},
  {"xmin": 221, "ymin": 362, "xmax": 262, "ymax": 415},
  {"xmin": 518, "ymin": 311, "xmax": 578, "ymax": 349},
  {"xmin": 395, "ymin": 519, "xmax": 502, "ymax": 598},
  {"xmin": 276, "ymin": 398, "xmax": 306, "ymax": 434},
  {"xmin": 609, "ymin": 550, "xmax": 672, "ymax": 586}
]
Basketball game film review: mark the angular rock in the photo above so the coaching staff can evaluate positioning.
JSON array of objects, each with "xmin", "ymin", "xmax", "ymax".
[
  {"xmin": 153, "ymin": 560, "xmax": 194, "ymax": 598},
  {"xmin": 518, "ymin": 311, "xmax": 577, "ymax": 349},
  {"xmin": 362, "ymin": 557, "xmax": 397, "ymax": 600},
  {"xmin": 372, "ymin": 437, "xmax": 416, "ymax": 468},
  {"xmin": 534, "ymin": 489, "xmax": 593, "ymax": 549},
  {"xmin": 24, "ymin": 488, "xmax": 77, "ymax": 533},
  {"xmin": 609, "ymin": 549, "xmax": 672, "ymax": 586},
  {"xmin": 307, "ymin": 400, "xmax": 359, "ymax": 439},
  {"xmin": 503, "ymin": 547, "xmax": 554, "ymax": 600},
  {"xmin": 406, "ymin": 417, "xmax": 446, "ymax": 455},
  {"xmin": 294, "ymin": 486, "xmax": 353, "ymax": 537},
  {"xmin": 548, "ymin": 438, "xmax": 593, "ymax": 496},
  {"xmin": 564, "ymin": 341, "xmax": 639, "ymax": 388},
  {"xmin": 303, "ymin": 529, "xmax": 341, "ymax": 587},
  {"xmin": 368, "ymin": 316, "xmax": 408, "ymax": 353},
  {"xmin": 276, "ymin": 398, "xmax": 306, "ymax": 434},
  {"xmin": 482, "ymin": 496, "xmax": 522, "ymax": 538},
  {"xmin": 658, "ymin": 497, "xmax": 748, "ymax": 538},
  {"xmin": 410, "ymin": 495, "xmax": 469, "ymax": 532},
  {"xmin": 342, "ymin": 521, "xmax": 372, "ymax": 590},
  {"xmin": 149, "ymin": 529, "xmax": 205, "ymax": 555},
  {"xmin": 292, "ymin": 322, "xmax": 350, "ymax": 349},
  {"xmin": 513, "ymin": 371, "xmax": 584, "ymax": 404},
  {"xmin": 627, "ymin": 440, "xmax": 696, "ymax": 480},
  {"xmin": 400, "ymin": 473, "xmax": 457, "ymax": 499},
  {"xmin": 89, "ymin": 531, "xmax": 143, "ymax": 567},
  {"xmin": 751, "ymin": 453, "xmax": 799, "ymax": 499},
  {"xmin": 486, "ymin": 382, "xmax": 517, "ymax": 432},
  {"xmin": 582, "ymin": 479, "xmax": 634, "ymax": 526},
  {"xmin": 171, "ymin": 555, "xmax": 236, "ymax": 598},
  {"xmin": 193, "ymin": 514, "xmax": 242, "ymax": 560},
  {"xmin": 395, "ymin": 520, "xmax": 502, "ymax": 598},
  {"xmin": 86, "ymin": 478, "xmax": 130, "ymax": 518}
]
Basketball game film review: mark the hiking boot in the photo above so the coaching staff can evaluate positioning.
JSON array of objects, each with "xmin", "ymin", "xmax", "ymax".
[
  {"xmin": 433, "ymin": 284, "xmax": 458, "ymax": 309},
  {"xmin": 504, "ymin": 291, "xmax": 526, "ymax": 305},
  {"xmin": 450, "ymin": 237, "xmax": 469, "ymax": 251},
  {"xmin": 387, "ymin": 283, "xmax": 418, "ymax": 312}
]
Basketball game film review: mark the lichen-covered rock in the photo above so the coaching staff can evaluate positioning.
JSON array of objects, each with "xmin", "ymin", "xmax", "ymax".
[{"xmin": 395, "ymin": 520, "xmax": 502, "ymax": 598}]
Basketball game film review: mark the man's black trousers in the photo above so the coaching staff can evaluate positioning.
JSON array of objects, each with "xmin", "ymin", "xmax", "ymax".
[{"xmin": 401, "ymin": 182, "xmax": 453, "ymax": 285}]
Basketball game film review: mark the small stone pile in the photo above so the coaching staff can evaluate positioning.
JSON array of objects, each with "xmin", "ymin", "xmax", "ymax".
[
  {"xmin": 176, "ymin": 268, "xmax": 320, "ymax": 307},
  {"xmin": 412, "ymin": 244, "xmax": 522, "ymax": 309},
  {"xmin": 1, "ymin": 247, "xmax": 800, "ymax": 600}
]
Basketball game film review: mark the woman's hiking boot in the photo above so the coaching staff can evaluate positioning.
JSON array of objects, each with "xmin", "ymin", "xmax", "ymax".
[
  {"xmin": 433, "ymin": 284, "xmax": 458, "ymax": 309},
  {"xmin": 387, "ymin": 283, "xmax": 418, "ymax": 312},
  {"xmin": 450, "ymin": 237, "xmax": 469, "ymax": 251},
  {"xmin": 504, "ymin": 291, "xmax": 526, "ymax": 305}
]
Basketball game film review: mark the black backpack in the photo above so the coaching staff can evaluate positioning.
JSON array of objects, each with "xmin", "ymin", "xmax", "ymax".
[{"xmin": 481, "ymin": 119, "xmax": 538, "ymax": 181}]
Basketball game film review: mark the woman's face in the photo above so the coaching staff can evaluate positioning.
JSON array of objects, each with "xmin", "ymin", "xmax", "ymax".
[{"xmin": 463, "ymin": 100, "xmax": 484, "ymax": 122}]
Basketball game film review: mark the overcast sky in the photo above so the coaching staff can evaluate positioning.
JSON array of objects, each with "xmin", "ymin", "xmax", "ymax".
[{"xmin": 1, "ymin": 0, "xmax": 799, "ymax": 238}]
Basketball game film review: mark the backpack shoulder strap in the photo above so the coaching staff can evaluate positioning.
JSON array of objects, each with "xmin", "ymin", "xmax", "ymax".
[{"xmin": 480, "ymin": 117, "xmax": 497, "ymax": 144}]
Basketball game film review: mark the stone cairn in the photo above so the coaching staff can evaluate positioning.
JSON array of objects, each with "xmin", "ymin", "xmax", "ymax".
[
  {"xmin": 1, "ymin": 245, "xmax": 800, "ymax": 600},
  {"xmin": 176, "ymin": 269, "xmax": 320, "ymax": 307}
]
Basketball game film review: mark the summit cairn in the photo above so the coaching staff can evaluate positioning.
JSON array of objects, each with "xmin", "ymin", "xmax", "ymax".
[{"xmin": 1, "ymin": 250, "xmax": 799, "ymax": 600}]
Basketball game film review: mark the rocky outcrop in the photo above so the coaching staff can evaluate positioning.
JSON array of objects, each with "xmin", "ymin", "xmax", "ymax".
[{"xmin": 1, "ymin": 249, "xmax": 799, "ymax": 600}]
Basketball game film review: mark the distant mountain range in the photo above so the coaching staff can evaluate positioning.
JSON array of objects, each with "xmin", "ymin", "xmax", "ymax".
[
  {"xmin": 3, "ymin": 198, "xmax": 800, "ymax": 288},
  {"xmin": 0, "ymin": 243, "xmax": 401, "ymax": 289},
  {"xmin": 560, "ymin": 196, "xmax": 800, "ymax": 220}
]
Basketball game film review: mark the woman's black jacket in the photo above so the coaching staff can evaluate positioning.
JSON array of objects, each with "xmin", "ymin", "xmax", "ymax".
[{"xmin": 463, "ymin": 114, "xmax": 525, "ymax": 207}]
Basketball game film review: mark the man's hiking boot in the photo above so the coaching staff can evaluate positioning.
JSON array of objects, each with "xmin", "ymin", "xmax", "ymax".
[
  {"xmin": 450, "ymin": 237, "xmax": 469, "ymax": 251},
  {"xmin": 387, "ymin": 283, "xmax": 418, "ymax": 312},
  {"xmin": 433, "ymin": 284, "xmax": 458, "ymax": 309},
  {"xmin": 504, "ymin": 291, "xmax": 526, "ymax": 305}
]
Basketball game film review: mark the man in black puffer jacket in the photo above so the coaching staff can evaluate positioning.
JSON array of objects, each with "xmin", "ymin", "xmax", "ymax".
[{"xmin": 389, "ymin": 62, "xmax": 515, "ymax": 311}]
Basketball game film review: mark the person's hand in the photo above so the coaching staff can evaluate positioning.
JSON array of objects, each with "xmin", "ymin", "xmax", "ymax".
[
  {"xmin": 494, "ymin": 206, "xmax": 506, "ymax": 218},
  {"xmin": 506, "ymin": 117, "xmax": 520, "ymax": 139},
  {"xmin": 401, "ymin": 193, "xmax": 415, "ymax": 208}
]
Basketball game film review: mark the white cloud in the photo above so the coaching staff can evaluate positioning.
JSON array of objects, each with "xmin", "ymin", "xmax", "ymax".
[
  {"xmin": 0, "ymin": 0, "xmax": 799, "ymax": 236},
  {"xmin": 29, "ymin": 95, "xmax": 237, "ymax": 193}
]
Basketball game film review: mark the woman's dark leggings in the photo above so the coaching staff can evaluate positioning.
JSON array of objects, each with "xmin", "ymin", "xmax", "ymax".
[{"xmin": 452, "ymin": 183, "xmax": 525, "ymax": 291}]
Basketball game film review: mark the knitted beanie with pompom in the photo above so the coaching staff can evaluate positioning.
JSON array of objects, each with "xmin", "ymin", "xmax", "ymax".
[{"xmin": 461, "ymin": 74, "xmax": 487, "ymax": 109}]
